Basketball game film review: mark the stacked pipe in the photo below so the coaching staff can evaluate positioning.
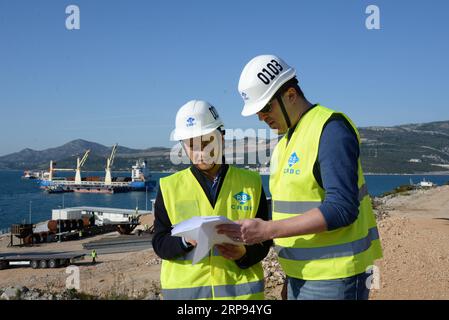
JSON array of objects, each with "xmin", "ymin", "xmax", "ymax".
[{"xmin": 47, "ymin": 218, "xmax": 92, "ymax": 233}]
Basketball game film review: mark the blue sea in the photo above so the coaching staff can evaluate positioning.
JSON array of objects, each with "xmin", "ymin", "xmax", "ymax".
[{"xmin": 1, "ymin": 170, "xmax": 449, "ymax": 231}]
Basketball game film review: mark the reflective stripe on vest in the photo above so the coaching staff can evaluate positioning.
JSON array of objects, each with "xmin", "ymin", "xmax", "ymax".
[
  {"xmin": 162, "ymin": 280, "xmax": 264, "ymax": 300},
  {"xmin": 162, "ymin": 286, "xmax": 212, "ymax": 300},
  {"xmin": 214, "ymin": 280, "xmax": 264, "ymax": 298},
  {"xmin": 175, "ymin": 247, "xmax": 221, "ymax": 261},
  {"xmin": 273, "ymin": 184, "xmax": 369, "ymax": 214},
  {"xmin": 276, "ymin": 226, "xmax": 379, "ymax": 261},
  {"xmin": 358, "ymin": 184, "xmax": 368, "ymax": 202},
  {"xmin": 273, "ymin": 200, "xmax": 320, "ymax": 214}
]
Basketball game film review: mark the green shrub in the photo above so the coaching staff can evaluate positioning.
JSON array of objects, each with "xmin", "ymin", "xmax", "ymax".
[{"xmin": 380, "ymin": 184, "xmax": 416, "ymax": 197}]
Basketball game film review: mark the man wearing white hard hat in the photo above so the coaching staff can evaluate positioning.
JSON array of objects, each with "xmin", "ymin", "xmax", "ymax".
[
  {"xmin": 152, "ymin": 100, "xmax": 272, "ymax": 300},
  {"xmin": 217, "ymin": 55, "xmax": 383, "ymax": 300}
]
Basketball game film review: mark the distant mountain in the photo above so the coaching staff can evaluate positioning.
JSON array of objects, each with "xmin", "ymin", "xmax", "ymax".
[
  {"xmin": 2, "ymin": 120, "xmax": 449, "ymax": 173},
  {"xmin": 359, "ymin": 120, "xmax": 449, "ymax": 173},
  {"xmin": 0, "ymin": 139, "xmax": 171, "ymax": 171}
]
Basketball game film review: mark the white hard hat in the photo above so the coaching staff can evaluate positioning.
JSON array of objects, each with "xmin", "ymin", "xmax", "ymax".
[
  {"xmin": 238, "ymin": 54, "xmax": 296, "ymax": 116},
  {"xmin": 172, "ymin": 100, "xmax": 224, "ymax": 141}
]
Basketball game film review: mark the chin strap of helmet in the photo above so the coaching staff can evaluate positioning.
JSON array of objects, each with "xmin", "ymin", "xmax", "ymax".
[{"xmin": 275, "ymin": 93, "xmax": 291, "ymax": 129}]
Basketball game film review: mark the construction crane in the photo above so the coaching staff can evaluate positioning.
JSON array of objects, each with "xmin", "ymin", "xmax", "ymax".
[
  {"xmin": 75, "ymin": 149, "xmax": 90, "ymax": 184},
  {"xmin": 48, "ymin": 150, "xmax": 90, "ymax": 182},
  {"xmin": 104, "ymin": 144, "xmax": 118, "ymax": 185},
  {"xmin": 48, "ymin": 160, "xmax": 75, "ymax": 181}
]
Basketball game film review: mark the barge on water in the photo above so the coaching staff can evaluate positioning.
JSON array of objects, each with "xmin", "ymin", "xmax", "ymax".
[
  {"xmin": 37, "ymin": 148, "xmax": 156, "ymax": 194},
  {"xmin": 44, "ymin": 181, "xmax": 145, "ymax": 194}
]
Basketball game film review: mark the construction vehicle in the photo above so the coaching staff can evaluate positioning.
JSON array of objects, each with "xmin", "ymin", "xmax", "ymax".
[{"xmin": 0, "ymin": 252, "xmax": 85, "ymax": 270}]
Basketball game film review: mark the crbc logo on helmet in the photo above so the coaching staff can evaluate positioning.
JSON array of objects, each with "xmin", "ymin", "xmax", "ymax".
[{"xmin": 257, "ymin": 59, "xmax": 284, "ymax": 85}]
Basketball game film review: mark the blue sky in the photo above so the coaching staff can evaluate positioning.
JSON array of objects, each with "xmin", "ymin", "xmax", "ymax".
[{"xmin": 0, "ymin": 0, "xmax": 448, "ymax": 156}]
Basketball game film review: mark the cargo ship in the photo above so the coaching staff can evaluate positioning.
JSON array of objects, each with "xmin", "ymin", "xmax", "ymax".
[{"xmin": 37, "ymin": 145, "xmax": 156, "ymax": 194}]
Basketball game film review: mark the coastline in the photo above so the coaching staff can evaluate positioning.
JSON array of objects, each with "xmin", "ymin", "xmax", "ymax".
[
  {"xmin": 365, "ymin": 171, "xmax": 449, "ymax": 175},
  {"xmin": 3, "ymin": 168, "xmax": 449, "ymax": 175}
]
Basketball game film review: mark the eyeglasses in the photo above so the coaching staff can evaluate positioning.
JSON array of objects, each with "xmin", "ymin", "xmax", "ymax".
[{"xmin": 259, "ymin": 100, "xmax": 274, "ymax": 114}]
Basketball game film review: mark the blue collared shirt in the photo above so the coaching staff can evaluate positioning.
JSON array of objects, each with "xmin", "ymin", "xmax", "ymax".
[{"xmin": 316, "ymin": 116, "xmax": 361, "ymax": 231}]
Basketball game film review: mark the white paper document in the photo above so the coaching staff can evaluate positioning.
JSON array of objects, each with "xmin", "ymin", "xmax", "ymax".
[{"xmin": 171, "ymin": 215, "xmax": 241, "ymax": 264}]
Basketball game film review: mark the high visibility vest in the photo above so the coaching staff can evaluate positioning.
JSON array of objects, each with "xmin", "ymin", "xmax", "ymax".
[
  {"xmin": 159, "ymin": 166, "xmax": 265, "ymax": 300},
  {"xmin": 270, "ymin": 105, "xmax": 383, "ymax": 280}
]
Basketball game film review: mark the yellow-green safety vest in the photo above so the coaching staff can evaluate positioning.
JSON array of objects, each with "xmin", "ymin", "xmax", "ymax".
[
  {"xmin": 160, "ymin": 166, "xmax": 265, "ymax": 300},
  {"xmin": 270, "ymin": 105, "xmax": 383, "ymax": 280}
]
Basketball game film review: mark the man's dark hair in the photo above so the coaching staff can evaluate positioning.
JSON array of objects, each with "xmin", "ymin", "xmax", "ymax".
[{"xmin": 277, "ymin": 77, "xmax": 305, "ymax": 99}]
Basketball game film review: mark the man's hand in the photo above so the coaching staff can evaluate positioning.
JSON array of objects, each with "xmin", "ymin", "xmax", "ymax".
[
  {"xmin": 215, "ymin": 223, "xmax": 243, "ymax": 242},
  {"xmin": 238, "ymin": 218, "xmax": 271, "ymax": 244},
  {"xmin": 216, "ymin": 218, "xmax": 271, "ymax": 245},
  {"xmin": 215, "ymin": 243, "xmax": 246, "ymax": 260}
]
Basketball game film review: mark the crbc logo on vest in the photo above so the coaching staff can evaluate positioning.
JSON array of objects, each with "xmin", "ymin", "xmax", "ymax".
[
  {"xmin": 284, "ymin": 152, "xmax": 300, "ymax": 175},
  {"xmin": 231, "ymin": 191, "xmax": 252, "ymax": 211}
]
